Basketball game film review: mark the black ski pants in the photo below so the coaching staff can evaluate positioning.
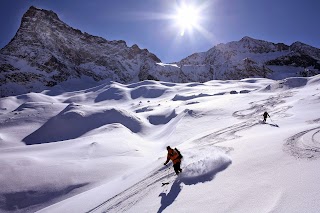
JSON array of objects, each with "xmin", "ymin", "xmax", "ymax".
[{"xmin": 173, "ymin": 162, "xmax": 182, "ymax": 175}]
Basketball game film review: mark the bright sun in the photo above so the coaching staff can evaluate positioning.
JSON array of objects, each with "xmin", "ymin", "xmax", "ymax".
[
  {"xmin": 138, "ymin": 1, "xmax": 212, "ymax": 40},
  {"xmin": 175, "ymin": 4, "xmax": 200, "ymax": 36}
]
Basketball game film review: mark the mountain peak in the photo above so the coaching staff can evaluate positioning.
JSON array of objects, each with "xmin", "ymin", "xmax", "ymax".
[
  {"xmin": 290, "ymin": 41, "xmax": 320, "ymax": 60},
  {"xmin": 223, "ymin": 36, "xmax": 277, "ymax": 54},
  {"xmin": 23, "ymin": 6, "xmax": 59, "ymax": 21},
  {"xmin": 240, "ymin": 36, "xmax": 256, "ymax": 42},
  {"xmin": 0, "ymin": 6, "xmax": 165, "ymax": 97},
  {"xmin": 291, "ymin": 41, "xmax": 308, "ymax": 48},
  {"xmin": 239, "ymin": 36, "xmax": 268, "ymax": 45}
]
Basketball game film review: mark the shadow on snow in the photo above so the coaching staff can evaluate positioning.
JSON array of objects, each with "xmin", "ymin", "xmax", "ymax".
[
  {"xmin": 1, "ymin": 183, "xmax": 88, "ymax": 212},
  {"xmin": 157, "ymin": 160, "xmax": 231, "ymax": 213}
]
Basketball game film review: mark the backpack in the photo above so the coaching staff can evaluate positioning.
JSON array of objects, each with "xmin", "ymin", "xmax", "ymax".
[{"xmin": 175, "ymin": 148, "xmax": 183, "ymax": 159}]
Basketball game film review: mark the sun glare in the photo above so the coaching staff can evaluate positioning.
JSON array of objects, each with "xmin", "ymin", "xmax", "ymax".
[
  {"xmin": 175, "ymin": 5, "xmax": 200, "ymax": 36},
  {"xmin": 137, "ymin": 1, "xmax": 213, "ymax": 41}
]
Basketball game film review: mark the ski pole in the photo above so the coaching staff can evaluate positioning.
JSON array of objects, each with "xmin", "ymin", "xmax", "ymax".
[
  {"xmin": 164, "ymin": 164, "xmax": 169, "ymax": 175},
  {"xmin": 269, "ymin": 117, "xmax": 279, "ymax": 127}
]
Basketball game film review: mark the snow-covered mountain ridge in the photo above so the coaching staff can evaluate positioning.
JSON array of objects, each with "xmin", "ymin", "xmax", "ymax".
[
  {"xmin": 0, "ymin": 6, "xmax": 163, "ymax": 97},
  {"xmin": 179, "ymin": 36, "xmax": 320, "ymax": 80},
  {"xmin": 1, "ymin": 6, "xmax": 320, "ymax": 97}
]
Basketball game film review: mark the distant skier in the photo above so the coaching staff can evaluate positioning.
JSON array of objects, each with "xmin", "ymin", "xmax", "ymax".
[
  {"xmin": 263, "ymin": 111, "xmax": 270, "ymax": 123},
  {"xmin": 164, "ymin": 146, "xmax": 183, "ymax": 175}
]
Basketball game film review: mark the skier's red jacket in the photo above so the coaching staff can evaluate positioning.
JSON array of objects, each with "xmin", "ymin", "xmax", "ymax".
[{"xmin": 165, "ymin": 148, "xmax": 181, "ymax": 165}]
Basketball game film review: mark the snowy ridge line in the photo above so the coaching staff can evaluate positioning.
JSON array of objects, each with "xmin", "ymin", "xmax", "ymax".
[{"xmin": 85, "ymin": 168, "xmax": 176, "ymax": 213}]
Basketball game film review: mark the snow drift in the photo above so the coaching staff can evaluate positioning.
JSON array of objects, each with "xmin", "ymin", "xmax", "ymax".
[{"xmin": 1, "ymin": 74, "xmax": 320, "ymax": 213}]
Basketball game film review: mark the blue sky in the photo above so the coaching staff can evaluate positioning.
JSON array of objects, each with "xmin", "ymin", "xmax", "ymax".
[{"xmin": 0, "ymin": 0, "xmax": 319, "ymax": 62}]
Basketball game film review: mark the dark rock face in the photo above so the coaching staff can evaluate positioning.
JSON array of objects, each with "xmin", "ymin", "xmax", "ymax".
[
  {"xmin": 0, "ymin": 6, "xmax": 161, "ymax": 96},
  {"xmin": 266, "ymin": 54, "xmax": 320, "ymax": 69}
]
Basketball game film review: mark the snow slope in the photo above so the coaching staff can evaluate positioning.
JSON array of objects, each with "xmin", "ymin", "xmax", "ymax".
[{"xmin": 1, "ymin": 75, "xmax": 320, "ymax": 212}]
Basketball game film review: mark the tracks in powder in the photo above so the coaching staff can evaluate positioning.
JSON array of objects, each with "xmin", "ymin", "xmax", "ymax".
[
  {"xmin": 86, "ymin": 168, "xmax": 176, "ymax": 213},
  {"xmin": 87, "ymin": 92, "xmax": 297, "ymax": 212},
  {"xmin": 284, "ymin": 126, "xmax": 320, "ymax": 159}
]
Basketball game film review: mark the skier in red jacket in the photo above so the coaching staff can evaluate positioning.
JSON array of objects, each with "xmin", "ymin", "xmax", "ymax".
[{"xmin": 164, "ymin": 146, "xmax": 182, "ymax": 175}]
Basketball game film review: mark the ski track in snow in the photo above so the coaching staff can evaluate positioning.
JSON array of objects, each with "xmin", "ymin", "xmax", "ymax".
[
  {"xmin": 196, "ymin": 92, "xmax": 292, "ymax": 146},
  {"xmin": 233, "ymin": 91, "xmax": 294, "ymax": 120},
  {"xmin": 85, "ymin": 91, "xmax": 295, "ymax": 212},
  {"xmin": 284, "ymin": 126, "xmax": 320, "ymax": 159},
  {"xmin": 86, "ymin": 168, "xmax": 177, "ymax": 213},
  {"xmin": 86, "ymin": 148, "xmax": 232, "ymax": 213},
  {"xmin": 2, "ymin": 75, "xmax": 320, "ymax": 212}
]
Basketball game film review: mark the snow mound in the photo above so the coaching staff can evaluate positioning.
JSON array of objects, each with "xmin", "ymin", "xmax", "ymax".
[
  {"xmin": 240, "ymin": 79, "xmax": 260, "ymax": 83},
  {"xmin": 148, "ymin": 109, "xmax": 177, "ymax": 125},
  {"xmin": 172, "ymin": 93, "xmax": 211, "ymax": 101},
  {"xmin": 63, "ymin": 93, "xmax": 88, "ymax": 103},
  {"xmin": 127, "ymin": 80, "xmax": 158, "ymax": 88},
  {"xmin": 2, "ymin": 181, "xmax": 88, "ymax": 212},
  {"xmin": 95, "ymin": 86, "xmax": 128, "ymax": 102},
  {"xmin": 160, "ymin": 82, "xmax": 177, "ymax": 87},
  {"xmin": 186, "ymin": 82, "xmax": 203, "ymax": 87},
  {"xmin": 0, "ymin": 93, "xmax": 57, "ymax": 112},
  {"xmin": 130, "ymin": 85, "xmax": 168, "ymax": 99},
  {"xmin": 13, "ymin": 102, "xmax": 53, "ymax": 112},
  {"xmin": 179, "ymin": 147, "xmax": 232, "ymax": 185},
  {"xmin": 0, "ymin": 97, "xmax": 21, "ymax": 112},
  {"xmin": 307, "ymin": 74, "xmax": 320, "ymax": 85},
  {"xmin": 16, "ymin": 93, "xmax": 57, "ymax": 103},
  {"xmin": 262, "ymin": 77, "xmax": 308, "ymax": 91},
  {"xmin": 0, "ymin": 133, "xmax": 7, "ymax": 146},
  {"xmin": 23, "ymin": 103, "xmax": 143, "ymax": 144}
]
